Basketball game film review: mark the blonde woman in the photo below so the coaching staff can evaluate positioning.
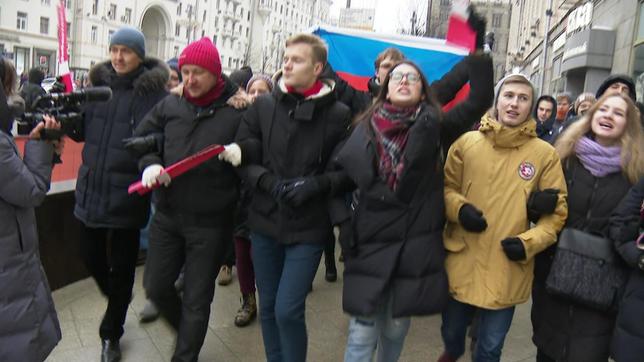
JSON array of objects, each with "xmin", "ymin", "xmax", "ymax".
[{"xmin": 531, "ymin": 92, "xmax": 644, "ymax": 362}]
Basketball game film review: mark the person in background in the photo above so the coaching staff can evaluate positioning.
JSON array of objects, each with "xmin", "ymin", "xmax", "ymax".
[
  {"xmin": 531, "ymin": 92, "xmax": 644, "ymax": 362},
  {"xmin": 533, "ymin": 95, "xmax": 557, "ymax": 140},
  {"xmin": 544, "ymin": 92, "xmax": 572, "ymax": 144},
  {"xmin": 246, "ymin": 74, "xmax": 273, "ymax": 101},
  {"xmin": 166, "ymin": 57, "xmax": 182, "ymax": 90},
  {"xmin": 595, "ymin": 74, "xmax": 637, "ymax": 101},
  {"xmin": 0, "ymin": 58, "xmax": 62, "ymax": 362},
  {"xmin": 19, "ymin": 67, "xmax": 46, "ymax": 112},
  {"xmin": 573, "ymin": 92, "xmax": 596, "ymax": 117}
]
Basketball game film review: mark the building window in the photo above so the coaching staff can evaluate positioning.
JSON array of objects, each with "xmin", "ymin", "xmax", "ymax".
[
  {"xmin": 40, "ymin": 17, "xmax": 49, "ymax": 34},
  {"xmin": 17, "ymin": 12, "xmax": 27, "ymax": 31},
  {"xmin": 175, "ymin": 24, "xmax": 180, "ymax": 36},
  {"xmin": 108, "ymin": 29, "xmax": 115, "ymax": 42},
  {"xmin": 246, "ymin": 28, "xmax": 249, "ymax": 37},
  {"xmin": 213, "ymin": 35, "xmax": 218, "ymax": 45},
  {"xmin": 492, "ymin": 14, "xmax": 503, "ymax": 28},
  {"xmin": 201, "ymin": 30, "xmax": 205, "ymax": 37},
  {"xmin": 66, "ymin": 22, "xmax": 71, "ymax": 38},
  {"xmin": 177, "ymin": 3, "xmax": 182, "ymax": 16},
  {"xmin": 203, "ymin": 11, "xmax": 207, "ymax": 22},
  {"xmin": 124, "ymin": 8, "xmax": 131, "ymax": 24},
  {"xmin": 92, "ymin": 0, "xmax": 99, "ymax": 15},
  {"xmin": 91, "ymin": 25, "xmax": 98, "ymax": 44},
  {"xmin": 65, "ymin": 0, "xmax": 72, "ymax": 9},
  {"xmin": 14, "ymin": 47, "xmax": 30, "ymax": 76},
  {"xmin": 174, "ymin": 46, "xmax": 179, "ymax": 56},
  {"xmin": 186, "ymin": 4, "xmax": 193, "ymax": 17},
  {"xmin": 440, "ymin": 0, "xmax": 450, "ymax": 5},
  {"xmin": 42, "ymin": 0, "xmax": 51, "ymax": 5},
  {"xmin": 109, "ymin": 4, "xmax": 116, "ymax": 20},
  {"xmin": 186, "ymin": 27, "xmax": 190, "ymax": 40}
]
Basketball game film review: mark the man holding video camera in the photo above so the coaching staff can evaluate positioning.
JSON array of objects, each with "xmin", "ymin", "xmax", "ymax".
[{"xmin": 68, "ymin": 26, "xmax": 168, "ymax": 362}]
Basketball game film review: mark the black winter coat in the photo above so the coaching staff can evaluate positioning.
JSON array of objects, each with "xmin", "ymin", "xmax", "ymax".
[
  {"xmin": 532, "ymin": 156, "xmax": 632, "ymax": 362},
  {"xmin": 335, "ymin": 54, "xmax": 494, "ymax": 317},
  {"xmin": 235, "ymin": 76, "xmax": 351, "ymax": 245},
  {"xmin": 134, "ymin": 78, "xmax": 242, "ymax": 220},
  {"xmin": 19, "ymin": 82, "xmax": 46, "ymax": 112},
  {"xmin": 72, "ymin": 58, "xmax": 168, "ymax": 229},
  {"xmin": 610, "ymin": 178, "xmax": 644, "ymax": 362}
]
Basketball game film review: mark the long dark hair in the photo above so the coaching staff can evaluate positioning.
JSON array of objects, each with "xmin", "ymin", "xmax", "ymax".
[{"xmin": 355, "ymin": 60, "xmax": 441, "ymax": 126}]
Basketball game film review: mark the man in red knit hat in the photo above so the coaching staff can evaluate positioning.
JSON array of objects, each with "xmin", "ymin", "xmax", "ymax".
[{"xmin": 133, "ymin": 37, "xmax": 244, "ymax": 362}]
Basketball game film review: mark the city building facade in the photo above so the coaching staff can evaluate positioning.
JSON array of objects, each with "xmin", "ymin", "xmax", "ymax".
[
  {"xmin": 338, "ymin": 7, "xmax": 375, "ymax": 31},
  {"xmin": 472, "ymin": 0, "xmax": 511, "ymax": 81}
]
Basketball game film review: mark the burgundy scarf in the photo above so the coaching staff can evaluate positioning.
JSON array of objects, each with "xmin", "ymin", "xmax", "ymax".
[
  {"xmin": 370, "ymin": 102, "xmax": 421, "ymax": 190},
  {"xmin": 183, "ymin": 74, "xmax": 226, "ymax": 107},
  {"xmin": 286, "ymin": 80, "xmax": 323, "ymax": 97}
]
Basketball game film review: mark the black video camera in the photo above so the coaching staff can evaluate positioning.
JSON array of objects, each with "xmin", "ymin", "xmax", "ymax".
[{"xmin": 16, "ymin": 86, "xmax": 112, "ymax": 140}]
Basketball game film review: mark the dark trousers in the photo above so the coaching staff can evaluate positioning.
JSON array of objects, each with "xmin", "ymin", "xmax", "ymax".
[
  {"xmin": 234, "ymin": 236, "xmax": 255, "ymax": 295},
  {"xmin": 79, "ymin": 224, "xmax": 140, "ymax": 341},
  {"xmin": 144, "ymin": 210, "xmax": 230, "ymax": 362}
]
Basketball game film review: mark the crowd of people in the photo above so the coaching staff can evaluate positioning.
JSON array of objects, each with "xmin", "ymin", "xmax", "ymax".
[{"xmin": 1, "ymin": 5, "xmax": 643, "ymax": 362}]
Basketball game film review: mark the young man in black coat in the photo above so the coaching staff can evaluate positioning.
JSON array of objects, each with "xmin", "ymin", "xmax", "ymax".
[
  {"xmin": 133, "ymin": 37, "xmax": 243, "ymax": 362},
  {"xmin": 219, "ymin": 33, "xmax": 351, "ymax": 362},
  {"xmin": 69, "ymin": 26, "xmax": 168, "ymax": 362}
]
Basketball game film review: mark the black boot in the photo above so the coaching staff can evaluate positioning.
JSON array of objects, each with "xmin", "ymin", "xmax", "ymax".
[
  {"xmin": 325, "ymin": 251, "xmax": 337, "ymax": 282},
  {"xmin": 101, "ymin": 339, "xmax": 121, "ymax": 362}
]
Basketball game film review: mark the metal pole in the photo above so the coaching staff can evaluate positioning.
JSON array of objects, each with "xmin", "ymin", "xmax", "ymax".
[{"xmin": 538, "ymin": 0, "xmax": 554, "ymax": 95}]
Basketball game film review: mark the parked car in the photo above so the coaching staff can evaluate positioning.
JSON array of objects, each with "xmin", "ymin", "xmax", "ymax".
[{"xmin": 41, "ymin": 77, "xmax": 57, "ymax": 93}]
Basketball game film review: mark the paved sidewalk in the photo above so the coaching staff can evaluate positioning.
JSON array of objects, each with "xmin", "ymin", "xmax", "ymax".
[{"xmin": 46, "ymin": 258, "xmax": 537, "ymax": 362}]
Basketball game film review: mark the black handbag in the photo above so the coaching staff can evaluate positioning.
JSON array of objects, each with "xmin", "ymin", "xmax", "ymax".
[{"xmin": 545, "ymin": 227, "xmax": 628, "ymax": 312}]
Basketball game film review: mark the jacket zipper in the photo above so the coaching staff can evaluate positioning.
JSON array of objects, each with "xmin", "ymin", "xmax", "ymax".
[{"xmin": 16, "ymin": 217, "xmax": 24, "ymax": 252}]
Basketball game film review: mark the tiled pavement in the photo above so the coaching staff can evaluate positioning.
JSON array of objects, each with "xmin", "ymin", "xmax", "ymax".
[{"xmin": 46, "ymin": 257, "xmax": 537, "ymax": 362}]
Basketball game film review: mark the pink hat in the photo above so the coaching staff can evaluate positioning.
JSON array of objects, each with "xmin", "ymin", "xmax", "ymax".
[{"xmin": 178, "ymin": 37, "xmax": 222, "ymax": 77}]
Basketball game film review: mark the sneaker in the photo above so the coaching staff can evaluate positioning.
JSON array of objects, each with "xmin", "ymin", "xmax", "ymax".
[
  {"xmin": 217, "ymin": 265, "xmax": 233, "ymax": 286},
  {"xmin": 234, "ymin": 293, "xmax": 257, "ymax": 327}
]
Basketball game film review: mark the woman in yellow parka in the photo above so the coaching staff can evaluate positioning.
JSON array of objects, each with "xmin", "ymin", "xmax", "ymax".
[{"xmin": 438, "ymin": 74, "xmax": 568, "ymax": 362}]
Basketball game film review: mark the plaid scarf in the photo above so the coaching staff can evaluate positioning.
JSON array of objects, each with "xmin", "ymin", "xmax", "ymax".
[{"xmin": 370, "ymin": 102, "xmax": 421, "ymax": 190}]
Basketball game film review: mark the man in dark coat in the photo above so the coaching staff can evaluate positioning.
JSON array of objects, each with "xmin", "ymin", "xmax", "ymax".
[
  {"xmin": 533, "ymin": 95, "xmax": 557, "ymax": 140},
  {"xmin": 134, "ymin": 37, "xmax": 243, "ymax": 362},
  {"xmin": 219, "ymin": 33, "xmax": 351, "ymax": 362},
  {"xmin": 69, "ymin": 26, "xmax": 168, "ymax": 362},
  {"xmin": 610, "ymin": 178, "xmax": 644, "ymax": 362},
  {"xmin": 0, "ymin": 61, "xmax": 61, "ymax": 362},
  {"xmin": 19, "ymin": 67, "xmax": 46, "ymax": 111}
]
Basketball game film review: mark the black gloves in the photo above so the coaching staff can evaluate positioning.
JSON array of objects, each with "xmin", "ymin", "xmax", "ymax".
[
  {"xmin": 467, "ymin": 5, "xmax": 487, "ymax": 51},
  {"xmin": 527, "ymin": 188, "xmax": 559, "ymax": 223},
  {"xmin": 458, "ymin": 204, "xmax": 488, "ymax": 232},
  {"xmin": 123, "ymin": 135, "xmax": 161, "ymax": 156},
  {"xmin": 281, "ymin": 176, "xmax": 331, "ymax": 207},
  {"xmin": 501, "ymin": 237, "xmax": 526, "ymax": 261},
  {"xmin": 258, "ymin": 172, "xmax": 283, "ymax": 199}
]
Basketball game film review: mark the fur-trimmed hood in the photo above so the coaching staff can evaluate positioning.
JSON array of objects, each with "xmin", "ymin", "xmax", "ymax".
[{"xmin": 88, "ymin": 57, "xmax": 169, "ymax": 96}]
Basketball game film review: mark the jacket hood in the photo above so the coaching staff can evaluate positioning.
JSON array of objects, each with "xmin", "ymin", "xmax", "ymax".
[
  {"xmin": 596, "ymin": 74, "xmax": 636, "ymax": 101},
  {"xmin": 28, "ymin": 68, "xmax": 45, "ymax": 84},
  {"xmin": 478, "ymin": 113, "xmax": 537, "ymax": 148},
  {"xmin": 533, "ymin": 95, "xmax": 557, "ymax": 123},
  {"xmin": 89, "ymin": 57, "xmax": 169, "ymax": 96}
]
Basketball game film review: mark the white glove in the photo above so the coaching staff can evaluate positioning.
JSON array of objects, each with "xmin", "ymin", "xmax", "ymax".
[
  {"xmin": 218, "ymin": 143, "xmax": 242, "ymax": 167},
  {"xmin": 142, "ymin": 164, "xmax": 171, "ymax": 188}
]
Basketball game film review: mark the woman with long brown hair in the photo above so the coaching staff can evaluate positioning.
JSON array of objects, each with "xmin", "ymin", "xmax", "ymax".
[
  {"xmin": 334, "ymin": 52, "xmax": 493, "ymax": 361},
  {"xmin": 531, "ymin": 92, "xmax": 644, "ymax": 362}
]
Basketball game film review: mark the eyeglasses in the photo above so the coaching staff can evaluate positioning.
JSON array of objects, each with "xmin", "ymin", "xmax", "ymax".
[{"xmin": 390, "ymin": 72, "xmax": 421, "ymax": 84}]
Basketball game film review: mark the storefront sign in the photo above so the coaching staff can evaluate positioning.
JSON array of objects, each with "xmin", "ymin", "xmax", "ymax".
[
  {"xmin": 566, "ymin": 2, "xmax": 594, "ymax": 37},
  {"xmin": 562, "ymin": 41, "xmax": 587, "ymax": 61}
]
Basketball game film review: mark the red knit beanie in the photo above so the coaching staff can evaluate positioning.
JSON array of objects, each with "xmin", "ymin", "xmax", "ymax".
[{"xmin": 178, "ymin": 37, "xmax": 222, "ymax": 77}]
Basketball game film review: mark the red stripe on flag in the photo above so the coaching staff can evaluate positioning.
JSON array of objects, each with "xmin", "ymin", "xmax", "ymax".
[
  {"xmin": 336, "ymin": 71, "xmax": 371, "ymax": 92},
  {"xmin": 442, "ymin": 83, "xmax": 470, "ymax": 112}
]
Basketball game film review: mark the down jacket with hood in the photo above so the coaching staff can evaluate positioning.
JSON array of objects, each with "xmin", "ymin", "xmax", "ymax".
[
  {"xmin": 235, "ymin": 73, "xmax": 351, "ymax": 245},
  {"xmin": 71, "ymin": 58, "xmax": 168, "ymax": 229},
  {"xmin": 444, "ymin": 115, "xmax": 568, "ymax": 310}
]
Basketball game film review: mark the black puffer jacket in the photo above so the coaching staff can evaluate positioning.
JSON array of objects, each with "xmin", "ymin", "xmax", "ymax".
[
  {"xmin": 532, "ymin": 156, "xmax": 633, "ymax": 362},
  {"xmin": 72, "ymin": 58, "xmax": 168, "ymax": 229},
  {"xmin": 134, "ymin": 77, "xmax": 242, "ymax": 219},
  {"xmin": 235, "ymin": 75, "xmax": 351, "ymax": 245},
  {"xmin": 19, "ymin": 82, "xmax": 46, "ymax": 112},
  {"xmin": 335, "ymin": 54, "xmax": 494, "ymax": 317},
  {"xmin": 610, "ymin": 178, "xmax": 644, "ymax": 362}
]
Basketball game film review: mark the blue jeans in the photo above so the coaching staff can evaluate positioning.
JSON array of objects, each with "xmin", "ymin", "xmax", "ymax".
[
  {"xmin": 251, "ymin": 232, "xmax": 324, "ymax": 362},
  {"xmin": 344, "ymin": 291, "xmax": 411, "ymax": 362},
  {"xmin": 441, "ymin": 297, "xmax": 515, "ymax": 362}
]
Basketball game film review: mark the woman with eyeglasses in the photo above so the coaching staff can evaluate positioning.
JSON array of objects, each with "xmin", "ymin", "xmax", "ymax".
[{"xmin": 333, "ymin": 50, "xmax": 494, "ymax": 361}]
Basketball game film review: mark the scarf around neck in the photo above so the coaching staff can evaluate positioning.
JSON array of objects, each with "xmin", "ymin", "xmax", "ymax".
[
  {"xmin": 575, "ymin": 136, "xmax": 622, "ymax": 177},
  {"xmin": 370, "ymin": 102, "xmax": 421, "ymax": 190},
  {"xmin": 183, "ymin": 74, "xmax": 226, "ymax": 107}
]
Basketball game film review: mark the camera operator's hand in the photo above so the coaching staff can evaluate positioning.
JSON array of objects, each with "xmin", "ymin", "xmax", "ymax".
[
  {"xmin": 53, "ymin": 137, "xmax": 65, "ymax": 156},
  {"xmin": 142, "ymin": 164, "xmax": 171, "ymax": 188},
  {"xmin": 29, "ymin": 115, "xmax": 60, "ymax": 140}
]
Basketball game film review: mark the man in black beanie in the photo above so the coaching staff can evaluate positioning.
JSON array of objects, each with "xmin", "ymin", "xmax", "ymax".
[
  {"xmin": 68, "ymin": 26, "xmax": 168, "ymax": 362},
  {"xmin": 19, "ymin": 67, "xmax": 46, "ymax": 112}
]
